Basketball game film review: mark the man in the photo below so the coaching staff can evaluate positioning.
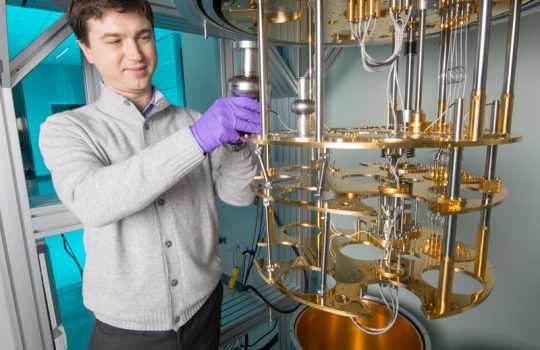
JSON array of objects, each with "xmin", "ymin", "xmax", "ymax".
[{"xmin": 39, "ymin": 0, "xmax": 260, "ymax": 349}]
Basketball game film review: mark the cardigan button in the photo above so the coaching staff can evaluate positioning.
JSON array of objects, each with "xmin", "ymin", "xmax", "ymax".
[
  {"xmin": 123, "ymin": 100, "xmax": 130, "ymax": 106},
  {"xmin": 174, "ymin": 316, "xmax": 180, "ymax": 323},
  {"xmin": 143, "ymin": 123, "xmax": 150, "ymax": 130},
  {"xmin": 165, "ymin": 240, "xmax": 172, "ymax": 248},
  {"xmin": 171, "ymin": 279, "xmax": 178, "ymax": 287},
  {"xmin": 157, "ymin": 198, "xmax": 165, "ymax": 206}
]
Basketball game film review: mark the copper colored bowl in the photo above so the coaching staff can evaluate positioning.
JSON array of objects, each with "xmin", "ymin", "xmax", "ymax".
[{"xmin": 292, "ymin": 300, "xmax": 430, "ymax": 350}]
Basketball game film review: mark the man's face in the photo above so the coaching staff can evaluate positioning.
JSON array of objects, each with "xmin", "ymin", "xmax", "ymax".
[{"xmin": 79, "ymin": 10, "xmax": 157, "ymax": 98}]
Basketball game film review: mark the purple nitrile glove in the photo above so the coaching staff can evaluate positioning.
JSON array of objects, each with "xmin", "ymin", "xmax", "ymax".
[{"xmin": 190, "ymin": 96, "xmax": 261, "ymax": 153}]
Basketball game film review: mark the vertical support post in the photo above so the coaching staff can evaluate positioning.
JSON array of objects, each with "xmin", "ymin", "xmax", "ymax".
[
  {"xmin": 475, "ymin": 100, "xmax": 499, "ymax": 278},
  {"xmin": 319, "ymin": 209, "xmax": 331, "ymax": 299},
  {"xmin": 257, "ymin": 0, "xmax": 271, "ymax": 169},
  {"xmin": 436, "ymin": 15, "xmax": 450, "ymax": 131},
  {"xmin": 437, "ymin": 98, "xmax": 464, "ymax": 314},
  {"xmin": 414, "ymin": 8, "xmax": 426, "ymax": 113},
  {"xmin": 389, "ymin": 33, "xmax": 399, "ymax": 128},
  {"xmin": 468, "ymin": 0, "xmax": 492, "ymax": 141},
  {"xmin": 404, "ymin": 24, "xmax": 416, "ymax": 124},
  {"xmin": 496, "ymin": 0, "xmax": 521, "ymax": 135},
  {"xmin": 315, "ymin": 0, "xmax": 324, "ymax": 145}
]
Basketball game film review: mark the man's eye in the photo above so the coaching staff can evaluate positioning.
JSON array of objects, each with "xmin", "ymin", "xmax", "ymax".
[
  {"xmin": 106, "ymin": 40, "xmax": 121, "ymax": 45},
  {"xmin": 140, "ymin": 36, "xmax": 152, "ymax": 41}
]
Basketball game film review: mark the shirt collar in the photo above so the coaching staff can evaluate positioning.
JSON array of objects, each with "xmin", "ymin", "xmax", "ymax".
[
  {"xmin": 95, "ymin": 83, "xmax": 170, "ymax": 124},
  {"xmin": 142, "ymin": 89, "xmax": 157, "ymax": 118}
]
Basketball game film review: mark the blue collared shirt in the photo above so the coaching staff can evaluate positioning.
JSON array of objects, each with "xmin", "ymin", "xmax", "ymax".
[{"xmin": 142, "ymin": 89, "xmax": 156, "ymax": 118}]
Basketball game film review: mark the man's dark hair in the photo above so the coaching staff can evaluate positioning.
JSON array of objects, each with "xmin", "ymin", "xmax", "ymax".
[{"xmin": 68, "ymin": 0, "xmax": 154, "ymax": 46}]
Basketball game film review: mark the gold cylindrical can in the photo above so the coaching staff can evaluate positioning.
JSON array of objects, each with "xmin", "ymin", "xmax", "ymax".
[
  {"xmin": 496, "ymin": 92, "xmax": 514, "ymax": 134},
  {"xmin": 468, "ymin": 90, "xmax": 486, "ymax": 141}
]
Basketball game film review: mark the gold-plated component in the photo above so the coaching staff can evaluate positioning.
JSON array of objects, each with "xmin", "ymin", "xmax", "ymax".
[
  {"xmin": 474, "ymin": 225, "xmax": 490, "ymax": 278},
  {"xmin": 436, "ymin": 256, "xmax": 455, "ymax": 315},
  {"xmin": 246, "ymin": 127, "xmax": 523, "ymax": 149},
  {"xmin": 468, "ymin": 90, "xmax": 486, "ymax": 141},
  {"xmin": 420, "ymin": 234, "xmax": 473, "ymax": 262},
  {"xmin": 408, "ymin": 111, "xmax": 428, "ymax": 134},
  {"xmin": 378, "ymin": 182, "xmax": 412, "ymax": 195},
  {"xmin": 265, "ymin": 6, "xmax": 302, "ymax": 23},
  {"xmin": 478, "ymin": 178, "xmax": 502, "ymax": 193},
  {"xmin": 432, "ymin": 196, "xmax": 466, "ymax": 212},
  {"xmin": 293, "ymin": 301, "xmax": 426, "ymax": 350},
  {"xmin": 436, "ymin": 99, "xmax": 447, "ymax": 132},
  {"xmin": 220, "ymin": 0, "xmax": 528, "ymax": 45},
  {"xmin": 346, "ymin": 0, "xmax": 359, "ymax": 23},
  {"xmin": 368, "ymin": 0, "xmax": 381, "ymax": 18},
  {"xmin": 256, "ymin": 222, "xmax": 493, "ymax": 320},
  {"xmin": 496, "ymin": 92, "xmax": 514, "ymax": 134},
  {"xmin": 251, "ymin": 163, "xmax": 507, "ymax": 216}
]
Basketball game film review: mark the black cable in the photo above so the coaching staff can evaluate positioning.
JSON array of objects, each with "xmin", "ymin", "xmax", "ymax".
[
  {"xmin": 249, "ymin": 319, "xmax": 278, "ymax": 348},
  {"xmin": 244, "ymin": 334, "xmax": 248, "ymax": 350},
  {"xmin": 61, "ymin": 234, "xmax": 83, "ymax": 277},
  {"xmin": 244, "ymin": 285, "xmax": 300, "ymax": 314}
]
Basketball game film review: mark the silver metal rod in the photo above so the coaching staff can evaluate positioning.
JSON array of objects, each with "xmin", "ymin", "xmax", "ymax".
[
  {"xmin": 453, "ymin": 98, "xmax": 464, "ymax": 142},
  {"xmin": 257, "ymin": 0, "xmax": 271, "ymax": 170},
  {"xmin": 389, "ymin": 34, "xmax": 399, "ymax": 128},
  {"xmin": 473, "ymin": 0, "xmax": 492, "ymax": 92},
  {"xmin": 315, "ymin": 0, "xmax": 324, "ymax": 143},
  {"xmin": 319, "ymin": 210, "xmax": 330, "ymax": 296},
  {"xmin": 254, "ymin": 146, "xmax": 271, "ymax": 185},
  {"xmin": 404, "ymin": 25, "xmax": 416, "ymax": 112},
  {"xmin": 480, "ymin": 100, "xmax": 500, "ymax": 226},
  {"xmin": 257, "ymin": 0, "xmax": 269, "ymax": 140},
  {"xmin": 308, "ymin": 1, "xmax": 315, "ymax": 88},
  {"xmin": 437, "ymin": 17, "xmax": 450, "ymax": 119},
  {"xmin": 263, "ymin": 199, "xmax": 274, "ymax": 280},
  {"xmin": 317, "ymin": 153, "xmax": 329, "ymax": 198},
  {"xmin": 503, "ymin": 0, "xmax": 521, "ymax": 94},
  {"xmin": 414, "ymin": 9, "xmax": 426, "ymax": 112}
]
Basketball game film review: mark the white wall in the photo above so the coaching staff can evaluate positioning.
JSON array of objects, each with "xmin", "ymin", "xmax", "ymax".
[{"xmin": 326, "ymin": 9, "xmax": 540, "ymax": 350}]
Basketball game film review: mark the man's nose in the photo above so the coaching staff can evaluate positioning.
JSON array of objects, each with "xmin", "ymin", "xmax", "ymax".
[{"xmin": 124, "ymin": 40, "xmax": 143, "ymax": 61}]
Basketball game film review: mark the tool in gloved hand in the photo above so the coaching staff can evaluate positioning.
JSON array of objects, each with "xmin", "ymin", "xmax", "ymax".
[{"xmin": 190, "ymin": 96, "xmax": 261, "ymax": 153}]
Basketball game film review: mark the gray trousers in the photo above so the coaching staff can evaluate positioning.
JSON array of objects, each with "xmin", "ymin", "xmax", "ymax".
[{"xmin": 88, "ymin": 283, "xmax": 223, "ymax": 350}]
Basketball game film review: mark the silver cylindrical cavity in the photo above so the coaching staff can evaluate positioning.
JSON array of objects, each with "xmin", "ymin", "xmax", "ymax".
[
  {"xmin": 296, "ymin": 115, "xmax": 311, "ymax": 137},
  {"xmin": 238, "ymin": 40, "xmax": 258, "ymax": 76},
  {"xmin": 437, "ymin": 20, "xmax": 449, "ymax": 106},
  {"xmin": 453, "ymin": 98, "xmax": 464, "ymax": 142},
  {"xmin": 315, "ymin": 0, "xmax": 324, "ymax": 143},
  {"xmin": 503, "ymin": 0, "xmax": 521, "ymax": 94},
  {"xmin": 472, "ymin": 0, "xmax": 492, "ymax": 92},
  {"xmin": 443, "ymin": 215, "xmax": 459, "ymax": 258},
  {"xmin": 298, "ymin": 76, "xmax": 311, "ymax": 100},
  {"xmin": 257, "ymin": 0, "xmax": 269, "ymax": 141},
  {"xmin": 414, "ymin": 9, "xmax": 426, "ymax": 112}
]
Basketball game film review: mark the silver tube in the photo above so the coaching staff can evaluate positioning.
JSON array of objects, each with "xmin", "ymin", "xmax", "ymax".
[
  {"xmin": 389, "ymin": 34, "xmax": 399, "ymax": 127},
  {"xmin": 436, "ymin": 17, "xmax": 450, "ymax": 125},
  {"xmin": 453, "ymin": 98, "xmax": 464, "ymax": 142},
  {"xmin": 257, "ymin": 0, "xmax": 269, "ymax": 140},
  {"xmin": 414, "ymin": 9, "xmax": 426, "ymax": 112},
  {"xmin": 263, "ymin": 199, "xmax": 274, "ymax": 280},
  {"xmin": 308, "ymin": 1, "xmax": 315, "ymax": 87},
  {"xmin": 473, "ymin": 0, "xmax": 492, "ymax": 92},
  {"xmin": 404, "ymin": 25, "xmax": 416, "ymax": 123},
  {"xmin": 319, "ymin": 210, "xmax": 330, "ymax": 296},
  {"xmin": 404, "ymin": 25, "xmax": 416, "ymax": 110},
  {"xmin": 480, "ymin": 100, "xmax": 500, "ymax": 226},
  {"xmin": 315, "ymin": 0, "xmax": 324, "ymax": 143},
  {"xmin": 503, "ymin": 0, "xmax": 521, "ymax": 95}
]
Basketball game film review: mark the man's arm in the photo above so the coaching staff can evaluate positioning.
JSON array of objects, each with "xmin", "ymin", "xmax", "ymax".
[
  {"xmin": 210, "ymin": 144, "xmax": 256, "ymax": 206},
  {"xmin": 39, "ymin": 114, "xmax": 205, "ymax": 227}
]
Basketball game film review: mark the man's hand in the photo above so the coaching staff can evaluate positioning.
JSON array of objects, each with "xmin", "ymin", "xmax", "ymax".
[{"xmin": 190, "ymin": 97, "xmax": 261, "ymax": 153}]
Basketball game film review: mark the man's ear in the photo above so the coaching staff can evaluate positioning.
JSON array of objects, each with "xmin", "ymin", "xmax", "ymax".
[{"xmin": 78, "ymin": 40, "xmax": 95, "ymax": 64}]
